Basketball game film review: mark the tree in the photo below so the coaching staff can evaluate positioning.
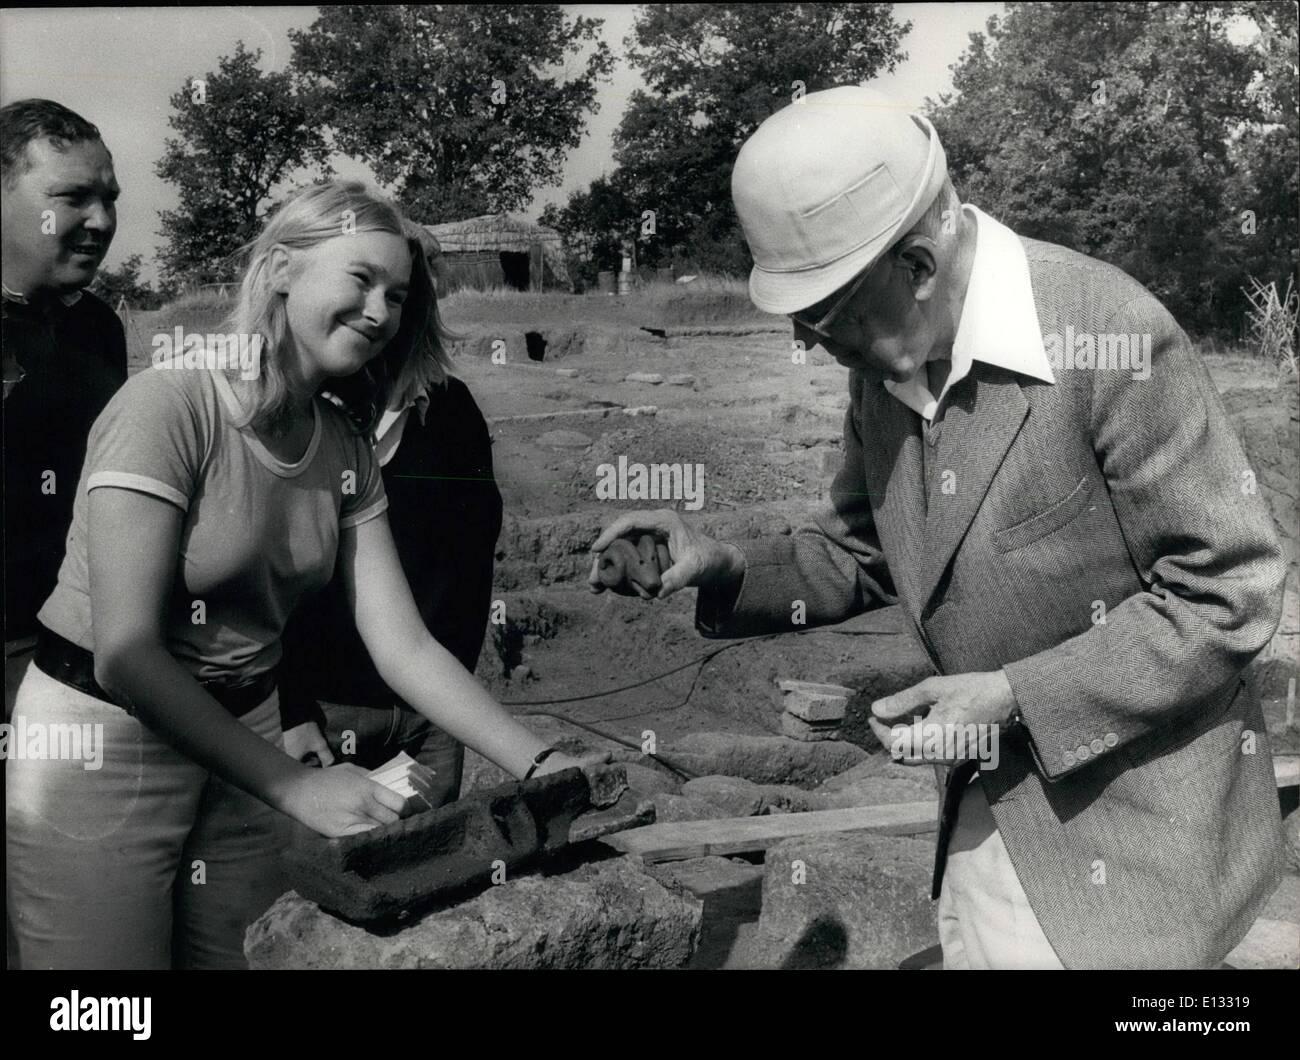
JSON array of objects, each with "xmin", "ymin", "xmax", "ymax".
[
  {"xmin": 539, "ymin": 175, "xmax": 636, "ymax": 289},
  {"xmin": 289, "ymin": 5, "xmax": 614, "ymax": 222},
  {"xmin": 927, "ymin": 2, "xmax": 1292, "ymax": 336},
  {"xmin": 155, "ymin": 41, "xmax": 331, "ymax": 289},
  {"xmin": 89, "ymin": 253, "xmax": 162, "ymax": 310},
  {"xmin": 605, "ymin": 3, "xmax": 911, "ymax": 273},
  {"xmin": 1230, "ymin": 1, "xmax": 1299, "ymax": 307}
]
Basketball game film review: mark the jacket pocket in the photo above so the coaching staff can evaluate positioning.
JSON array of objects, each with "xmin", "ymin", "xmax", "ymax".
[{"xmin": 991, "ymin": 475, "xmax": 1093, "ymax": 554}]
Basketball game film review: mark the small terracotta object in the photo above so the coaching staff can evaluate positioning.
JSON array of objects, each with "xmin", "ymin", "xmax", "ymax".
[{"xmin": 597, "ymin": 534, "xmax": 670, "ymax": 596}]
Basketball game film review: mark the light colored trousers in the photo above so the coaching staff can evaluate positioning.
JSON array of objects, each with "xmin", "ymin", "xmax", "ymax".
[
  {"xmin": 938, "ymin": 776, "xmax": 1065, "ymax": 969},
  {"xmin": 6, "ymin": 662, "xmax": 287, "ymax": 969}
]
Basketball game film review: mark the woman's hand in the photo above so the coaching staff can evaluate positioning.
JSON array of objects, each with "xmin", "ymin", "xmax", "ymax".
[
  {"xmin": 531, "ymin": 751, "xmax": 585, "ymax": 778},
  {"xmin": 282, "ymin": 721, "xmax": 336, "ymax": 766},
  {"xmin": 282, "ymin": 763, "xmax": 407, "ymax": 837},
  {"xmin": 342, "ymin": 514, "xmax": 604, "ymax": 781}
]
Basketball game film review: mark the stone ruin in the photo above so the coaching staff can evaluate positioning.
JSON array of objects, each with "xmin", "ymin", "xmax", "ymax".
[{"xmin": 246, "ymin": 723, "xmax": 1298, "ymax": 969}]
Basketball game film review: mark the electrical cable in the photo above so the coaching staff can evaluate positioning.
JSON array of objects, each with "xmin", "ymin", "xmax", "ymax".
[
  {"xmin": 503, "ymin": 622, "xmax": 910, "ymax": 780},
  {"xmin": 499, "ymin": 623, "xmax": 905, "ymax": 709}
]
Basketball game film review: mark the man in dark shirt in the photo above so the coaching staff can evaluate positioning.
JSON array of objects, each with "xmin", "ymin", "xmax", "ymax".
[
  {"xmin": 278, "ymin": 223, "xmax": 504, "ymax": 808},
  {"xmin": 3, "ymin": 99, "xmax": 126, "ymax": 971},
  {"xmin": 277, "ymin": 373, "xmax": 504, "ymax": 807},
  {"xmin": 2, "ymin": 99, "xmax": 126, "ymax": 647}
]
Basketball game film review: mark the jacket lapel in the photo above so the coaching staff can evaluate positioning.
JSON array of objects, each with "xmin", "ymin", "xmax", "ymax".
[
  {"xmin": 857, "ymin": 374, "xmax": 927, "ymax": 623},
  {"xmin": 914, "ymin": 365, "xmax": 1030, "ymax": 610}
]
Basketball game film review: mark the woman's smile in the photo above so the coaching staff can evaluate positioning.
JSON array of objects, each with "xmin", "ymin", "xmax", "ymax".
[
  {"xmin": 279, "ymin": 230, "xmax": 412, "ymax": 387},
  {"xmin": 342, "ymin": 320, "xmax": 382, "ymax": 346}
]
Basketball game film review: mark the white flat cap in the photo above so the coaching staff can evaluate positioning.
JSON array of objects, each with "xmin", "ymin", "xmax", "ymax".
[{"xmin": 731, "ymin": 86, "xmax": 948, "ymax": 315}]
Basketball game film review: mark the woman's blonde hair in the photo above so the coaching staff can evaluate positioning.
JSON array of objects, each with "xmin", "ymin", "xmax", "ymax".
[{"xmin": 223, "ymin": 179, "xmax": 454, "ymax": 435}]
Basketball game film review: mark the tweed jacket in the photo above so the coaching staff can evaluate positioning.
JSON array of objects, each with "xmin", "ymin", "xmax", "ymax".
[{"xmin": 697, "ymin": 236, "xmax": 1287, "ymax": 969}]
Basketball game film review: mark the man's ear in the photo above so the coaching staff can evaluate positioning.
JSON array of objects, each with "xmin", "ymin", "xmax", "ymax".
[
  {"xmin": 896, "ymin": 236, "xmax": 939, "ymax": 301},
  {"xmin": 266, "ymin": 245, "xmax": 293, "ymax": 295}
]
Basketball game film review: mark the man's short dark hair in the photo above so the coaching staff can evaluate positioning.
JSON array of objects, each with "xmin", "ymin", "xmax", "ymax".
[{"xmin": 1, "ymin": 99, "xmax": 105, "ymax": 187}]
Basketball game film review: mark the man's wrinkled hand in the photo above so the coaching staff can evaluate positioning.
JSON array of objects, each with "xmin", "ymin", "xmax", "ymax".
[
  {"xmin": 868, "ymin": 671, "xmax": 1018, "ymax": 765},
  {"xmin": 587, "ymin": 509, "xmax": 743, "ymax": 600}
]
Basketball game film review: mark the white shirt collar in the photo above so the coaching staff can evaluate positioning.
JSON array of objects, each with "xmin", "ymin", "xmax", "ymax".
[
  {"xmin": 2, "ymin": 282, "xmax": 83, "ymax": 308},
  {"xmin": 374, "ymin": 390, "xmax": 431, "ymax": 467},
  {"xmin": 883, "ymin": 204, "xmax": 1054, "ymax": 422}
]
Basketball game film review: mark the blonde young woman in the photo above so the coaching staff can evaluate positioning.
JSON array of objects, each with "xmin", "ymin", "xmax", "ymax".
[{"xmin": 6, "ymin": 181, "xmax": 581, "ymax": 969}]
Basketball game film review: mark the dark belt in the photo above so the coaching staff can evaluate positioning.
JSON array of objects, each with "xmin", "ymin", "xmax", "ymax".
[{"xmin": 34, "ymin": 624, "xmax": 277, "ymax": 718}]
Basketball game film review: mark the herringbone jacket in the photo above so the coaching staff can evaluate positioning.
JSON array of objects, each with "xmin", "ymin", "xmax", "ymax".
[{"xmin": 697, "ymin": 237, "xmax": 1287, "ymax": 969}]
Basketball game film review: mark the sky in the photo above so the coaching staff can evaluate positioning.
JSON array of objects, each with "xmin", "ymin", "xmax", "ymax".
[{"xmin": 0, "ymin": 3, "xmax": 1004, "ymax": 283}]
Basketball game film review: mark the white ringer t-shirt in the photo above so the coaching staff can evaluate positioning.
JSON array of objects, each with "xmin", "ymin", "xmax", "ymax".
[{"xmin": 38, "ymin": 365, "xmax": 388, "ymax": 684}]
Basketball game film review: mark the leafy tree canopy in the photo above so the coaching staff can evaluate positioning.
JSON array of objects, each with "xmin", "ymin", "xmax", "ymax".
[
  {"xmin": 928, "ymin": 1, "xmax": 1297, "ymax": 334},
  {"xmin": 290, "ymin": 4, "xmax": 614, "ymax": 222},
  {"xmin": 155, "ymin": 41, "xmax": 331, "ymax": 288}
]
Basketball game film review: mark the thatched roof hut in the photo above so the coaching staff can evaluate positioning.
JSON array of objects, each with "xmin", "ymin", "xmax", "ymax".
[{"xmin": 422, "ymin": 213, "xmax": 572, "ymax": 293}]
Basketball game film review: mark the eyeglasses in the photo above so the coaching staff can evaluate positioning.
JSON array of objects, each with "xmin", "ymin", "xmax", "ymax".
[
  {"xmin": 788, "ymin": 238, "xmax": 931, "ymax": 341},
  {"xmin": 788, "ymin": 262, "xmax": 875, "ymax": 341}
]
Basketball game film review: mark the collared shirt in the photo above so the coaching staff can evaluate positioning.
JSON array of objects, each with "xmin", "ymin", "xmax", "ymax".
[
  {"xmin": 2, "ymin": 282, "xmax": 83, "ymax": 308},
  {"xmin": 2, "ymin": 284, "xmax": 85, "ymax": 397},
  {"xmin": 374, "ymin": 390, "xmax": 431, "ymax": 467},
  {"xmin": 319, "ymin": 389, "xmax": 430, "ymax": 468},
  {"xmin": 277, "ymin": 375, "xmax": 502, "ymax": 727},
  {"xmin": 883, "ymin": 204, "xmax": 1055, "ymax": 422}
]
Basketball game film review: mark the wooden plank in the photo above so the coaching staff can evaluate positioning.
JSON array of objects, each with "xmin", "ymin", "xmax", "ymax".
[
  {"xmin": 600, "ymin": 801, "xmax": 938, "ymax": 864},
  {"xmin": 602, "ymin": 754, "xmax": 1297, "ymax": 865}
]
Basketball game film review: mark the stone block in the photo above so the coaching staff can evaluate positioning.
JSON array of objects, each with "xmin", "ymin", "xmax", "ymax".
[
  {"xmin": 281, "ymin": 769, "xmax": 593, "ymax": 922},
  {"xmin": 681, "ymin": 775, "xmax": 765, "ymax": 817},
  {"xmin": 1224, "ymin": 917, "xmax": 1300, "ymax": 969},
  {"xmin": 646, "ymin": 856, "xmax": 766, "ymax": 969},
  {"xmin": 583, "ymin": 763, "xmax": 628, "ymax": 809},
  {"xmin": 740, "ymin": 832, "xmax": 938, "ymax": 969},
  {"xmin": 247, "ymin": 858, "xmax": 703, "ymax": 969},
  {"xmin": 814, "ymin": 775, "xmax": 938, "ymax": 809},
  {"xmin": 652, "ymin": 793, "xmax": 734, "ymax": 823},
  {"xmin": 568, "ymin": 791, "xmax": 655, "ymax": 843},
  {"xmin": 781, "ymin": 712, "xmax": 842, "ymax": 742},
  {"xmin": 622, "ymin": 761, "xmax": 683, "ymax": 797},
  {"xmin": 681, "ymin": 774, "xmax": 822, "ymax": 814},
  {"xmin": 779, "ymin": 679, "xmax": 852, "ymax": 722},
  {"xmin": 663, "ymin": 733, "xmax": 866, "ymax": 787}
]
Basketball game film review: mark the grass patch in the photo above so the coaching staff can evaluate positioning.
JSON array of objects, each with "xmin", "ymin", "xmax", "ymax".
[
  {"xmin": 158, "ymin": 288, "xmax": 234, "ymax": 316},
  {"xmin": 148, "ymin": 290, "xmax": 235, "ymax": 335},
  {"xmin": 440, "ymin": 272, "xmax": 768, "ymax": 328}
]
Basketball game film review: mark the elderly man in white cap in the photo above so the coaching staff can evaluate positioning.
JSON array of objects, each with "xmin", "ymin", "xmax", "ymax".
[{"xmin": 590, "ymin": 86, "xmax": 1286, "ymax": 969}]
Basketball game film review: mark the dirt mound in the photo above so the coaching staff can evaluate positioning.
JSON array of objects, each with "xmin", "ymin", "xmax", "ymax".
[
  {"xmin": 568, "ymin": 421, "xmax": 813, "ymax": 509},
  {"xmin": 1223, "ymin": 381, "xmax": 1298, "ymax": 693}
]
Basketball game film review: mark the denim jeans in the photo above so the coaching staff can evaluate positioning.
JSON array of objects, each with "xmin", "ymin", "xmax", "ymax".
[{"xmin": 320, "ymin": 701, "xmax": 463, "ymax": 808}]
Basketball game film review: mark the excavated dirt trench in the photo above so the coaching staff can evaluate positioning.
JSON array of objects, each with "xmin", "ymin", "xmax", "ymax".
[{"xmin": 456, "ymin": 332, "xmax": 1297, "ymax": 745}]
